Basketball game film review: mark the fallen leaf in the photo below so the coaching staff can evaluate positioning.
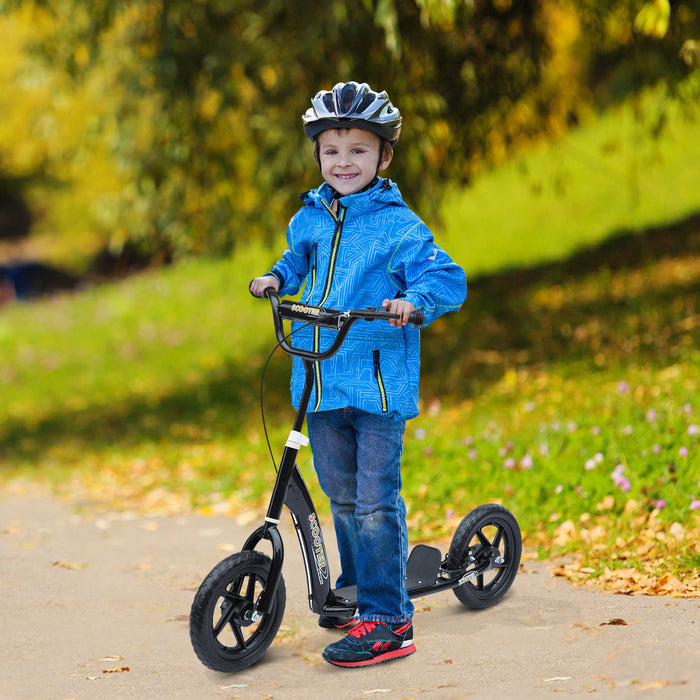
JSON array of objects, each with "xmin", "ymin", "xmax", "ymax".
[
  {"xmin": 52, "ymin": 560, "xmax": 89, "ymax": 570},
  {"xmin": 167, "ymin": 615, "xmax": 189, "ymax": 622},
  {"xmin": 544, "ymin": 676, "xmax": 573, "ymax": 682},
  {"xmin": 600, "ymin": 618, "xmax": 627, "ymax": 626},
  {"xmin": 99, "ymin": 655, "xmax": 124, "ymax": 662},
  {"xmin": 634, "ymin": 680, "xmax": 681, "ymax": 690},
  {"xmin": 102, "ymin": 666, "xmax": 129, "ymax": 673}
]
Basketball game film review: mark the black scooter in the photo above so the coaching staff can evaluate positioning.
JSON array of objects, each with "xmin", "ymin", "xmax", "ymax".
[{"xmin": 190, "ymin": 290, "xmax": 522, "ymax": 672}]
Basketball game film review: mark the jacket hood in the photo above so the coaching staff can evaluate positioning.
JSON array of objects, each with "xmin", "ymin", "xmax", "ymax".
[{"xmin": 301, "ymin": 177, "xmax": 405, "ymax": 218}]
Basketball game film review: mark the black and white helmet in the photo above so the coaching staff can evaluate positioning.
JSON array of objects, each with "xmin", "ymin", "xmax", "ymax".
[{"xmin": 302, "ymin": 82, "xmax": 402, "ymax": 146}]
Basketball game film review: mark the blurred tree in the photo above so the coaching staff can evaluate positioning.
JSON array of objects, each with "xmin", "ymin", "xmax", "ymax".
[{"xmin": 0, "ymin": 0, "xmax": 697, "ymax": 259}]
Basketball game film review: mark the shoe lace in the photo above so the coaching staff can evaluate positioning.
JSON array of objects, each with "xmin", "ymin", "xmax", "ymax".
[{"xmin": 348, "ymin": 621, "xmax": 381, "ymax": 638}]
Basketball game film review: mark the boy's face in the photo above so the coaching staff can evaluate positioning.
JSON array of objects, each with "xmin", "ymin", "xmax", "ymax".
[{"xmin": 316, "ymin": 127, "xmax": 392, "ymax": 197}]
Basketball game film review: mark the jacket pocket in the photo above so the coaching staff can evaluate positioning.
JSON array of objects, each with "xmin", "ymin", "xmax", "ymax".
[{"xmin": 373, "ymin": 350, "xmax": 389, "ymax": 413}]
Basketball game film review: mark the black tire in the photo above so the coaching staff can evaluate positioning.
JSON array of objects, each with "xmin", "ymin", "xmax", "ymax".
[
  {"xmin": 189, "ymin": 550, "xmax": 286, "ymax": 672},
  {"xmin": 446, "ymin": 504, "xmax": 521, "ymax": 609}
]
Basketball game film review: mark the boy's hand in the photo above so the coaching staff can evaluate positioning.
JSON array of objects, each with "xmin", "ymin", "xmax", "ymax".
[
  {"xmin": 249, "ymin": 275, "xmax": 280, "ymax": 298},
  {"xmin": 382, "ymin": 298, "xmax": 416, "ymax": 328}
]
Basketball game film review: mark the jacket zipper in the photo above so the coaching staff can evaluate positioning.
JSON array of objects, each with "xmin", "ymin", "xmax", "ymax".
[
  {"xmin": 373, "ymin": 350, "xmax": 389, "ymax": 413},
  {"xmin": 312, "ymin": 202, "xmax": 347, "ymax": 410}
]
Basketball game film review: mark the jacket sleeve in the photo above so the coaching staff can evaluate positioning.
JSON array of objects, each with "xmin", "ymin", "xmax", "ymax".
[
  {"xmin": 389, "ymin": 221, "xmax": 467, "ymax": 327},
  {"xmin": 267, "ymin": 215, "xmax": 312, "ymax": 297}
]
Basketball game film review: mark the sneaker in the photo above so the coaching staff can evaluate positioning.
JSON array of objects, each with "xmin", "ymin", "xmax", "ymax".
[
  {"xmin": 318, "ymin": 614, "xmax": 358, "ymax": 630},
  {"xmin": 322, "ymin": 620, "xmax": 415, "ymax": 667}
]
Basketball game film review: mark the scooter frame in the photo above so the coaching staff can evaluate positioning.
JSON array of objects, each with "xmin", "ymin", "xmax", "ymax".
[{"xmin": 190, "ymin": 290, "xmax": 521, "ymax": 672}]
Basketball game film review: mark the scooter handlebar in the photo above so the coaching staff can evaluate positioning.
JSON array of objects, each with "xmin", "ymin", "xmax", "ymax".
[{"xmin": 261, "ymin": 290, "xmax": 424, "ymax": 361}]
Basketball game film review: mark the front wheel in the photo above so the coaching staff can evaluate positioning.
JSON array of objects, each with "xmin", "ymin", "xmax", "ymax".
[
  {"xmin": 189, "ymin": 550, "xmax": 286, "ymax": 672},
  {"xmin": 446, "ymin": 504, "xmax": 521, "ymax": 609}
]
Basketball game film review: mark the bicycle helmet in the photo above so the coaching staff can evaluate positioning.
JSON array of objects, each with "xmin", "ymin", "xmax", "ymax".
[{"xmin": 302, "ymin": 82, "xmax": 402, "ymax": 146}]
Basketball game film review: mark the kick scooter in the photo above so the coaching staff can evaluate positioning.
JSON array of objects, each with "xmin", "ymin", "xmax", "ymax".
[{"xmin": 190, "ymin": 289, "xmax": 522, "ymax": 672}]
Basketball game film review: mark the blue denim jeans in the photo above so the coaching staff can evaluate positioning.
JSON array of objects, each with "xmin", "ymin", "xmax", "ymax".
[{"xmin": 306, "ymin": 407, "xmax": 413, "ymax": 623}]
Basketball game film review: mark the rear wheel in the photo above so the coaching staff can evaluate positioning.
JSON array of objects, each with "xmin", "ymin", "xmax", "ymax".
[
  {"xmin": 189, "ymin": 550, "xmax": 285, "ymax": 672},
  {"xmin": 447, "ymin": 504, "xmax": 521, "ymax": 609}
]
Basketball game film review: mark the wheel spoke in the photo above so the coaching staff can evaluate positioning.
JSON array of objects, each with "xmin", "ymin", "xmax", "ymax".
[
  {"xmin": 230, "ymin": 620, "xmax": 248, "ymax": 650},
  {"xmin": 213, "ymin": 601, "xmax": 236, "ymax": 637},
  {"xmin": 244, "ymin": 573, "xmax": 257, "ymax": 603},
  {"xmin": 492, "ymin": 525, "xmax": 504, "ymax": 549},
  {"xmin": 476, "ymin": 529, "xmax": 491, "ymax": 548}
]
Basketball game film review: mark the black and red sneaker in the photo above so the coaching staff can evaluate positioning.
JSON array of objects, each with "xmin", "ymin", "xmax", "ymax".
[{"xmin": 322, "ymin": 620, "xmax": 415, "ymax": 667}]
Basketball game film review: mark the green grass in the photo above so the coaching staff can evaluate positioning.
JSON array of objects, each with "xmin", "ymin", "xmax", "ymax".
[
  {"xmin": 440, "ymin": 87, "xmax": 700, "ymax": 277},
  {"xmin": 1, "ymin": 92, "xmax": 699, "ymax": 592}
]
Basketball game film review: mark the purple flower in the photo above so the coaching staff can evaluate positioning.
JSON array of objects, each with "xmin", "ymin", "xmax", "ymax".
[
  {"xmin": 688, "ymin": 424, "xmax": 699, "ymax": 436},
  {"xmin": 617, "ymin": 381, "xmax": 630, "ymax": 394},
  {"xmin": 646, "ymin": 409, "xmax": 657, "ymax": 422},
  {"xmin": 654, "ymin": 499, "xmax": 666, "ymax": 510},
  {"xmin": 618, "ymin": 477, "xmax": 631, "ymax": 492},
  {"xmin": 611, "ymin": 464, "xmax": 630, "ymax": 492},
  {"xmin": 504, "ymin": 458, "xmax": 516, "ymax": 469},
  {"xmin": 585, "ymin": 458, "xmax": 596, "ymax": 471},
  {"xmin": 679, "ymin": 446, "xmax": 689, "ymax": 458},
  {"xmin": 539, "ymin": 444, "xmax": 549, "ymax": 456},
  {"xmin": 690, "ymin": 499, "xmax": 700, "ymax": 511},
  {"xmin": 521, "ymin": 454, "xmax": 533, "ymax": 469},
  {"xmin": 652, "ymin": 444, "xmax": 661, "ymax": 455}
]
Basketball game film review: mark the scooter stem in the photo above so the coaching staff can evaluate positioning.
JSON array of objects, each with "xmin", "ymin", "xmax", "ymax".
[{"xmin": 264, "ymin": 359, "xmax": 314, "ymax": 526}]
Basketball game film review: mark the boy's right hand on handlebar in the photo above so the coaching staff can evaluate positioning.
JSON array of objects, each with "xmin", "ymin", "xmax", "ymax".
[{"xmin": 249, "ymin": 275, "xmax": 280, "ymax": 298}]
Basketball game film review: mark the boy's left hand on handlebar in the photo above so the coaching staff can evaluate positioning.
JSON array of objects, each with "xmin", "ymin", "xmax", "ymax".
[{"xmin": 382, "ymin": 298, "xmax": 416, "ymax": 328}]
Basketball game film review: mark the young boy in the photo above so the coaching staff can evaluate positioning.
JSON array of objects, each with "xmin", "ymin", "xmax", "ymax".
[{"xmin": 250, "ymin": 81, "xmax": 466, "ymax": 667}]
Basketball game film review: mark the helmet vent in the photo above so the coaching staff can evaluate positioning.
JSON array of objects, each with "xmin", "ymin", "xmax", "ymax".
[
  {"xmin": 356, "ymin": 93, "xmax": 374, "ymax": 114},
  {"xmin": 339, "ymin": 83, "xmax": 358, "ymax": 113}
]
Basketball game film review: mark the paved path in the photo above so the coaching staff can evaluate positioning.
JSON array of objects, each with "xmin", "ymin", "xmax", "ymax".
[{"xmin": 1, "ymin": 490, "xmax": 698, "ymax": 699}]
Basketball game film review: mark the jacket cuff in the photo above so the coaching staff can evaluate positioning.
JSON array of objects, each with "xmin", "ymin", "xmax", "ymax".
[{"xmin": 268, "ymin": 269, "xmax": 285, "ymax": 288}]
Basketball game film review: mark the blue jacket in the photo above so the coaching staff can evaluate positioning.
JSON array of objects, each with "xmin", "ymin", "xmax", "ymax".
[{"xmin": 269, "ymin": 177, "xmax": 466, "ymax": 420}]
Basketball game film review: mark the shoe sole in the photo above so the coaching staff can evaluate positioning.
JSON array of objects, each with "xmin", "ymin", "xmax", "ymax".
[{"xmin": 323, "ymin": 643, "xmax": 416, "ymax": 667}]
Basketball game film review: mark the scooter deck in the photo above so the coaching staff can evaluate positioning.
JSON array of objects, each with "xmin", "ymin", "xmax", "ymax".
[{"xmin": 328, "ymin": 545, "xmax": 444, "ymax": 609}]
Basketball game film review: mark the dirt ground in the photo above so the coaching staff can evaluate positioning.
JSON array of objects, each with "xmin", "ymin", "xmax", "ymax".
[{"xmin": 2, "ymin": 487, "xmax": 698, "ymax": 700}]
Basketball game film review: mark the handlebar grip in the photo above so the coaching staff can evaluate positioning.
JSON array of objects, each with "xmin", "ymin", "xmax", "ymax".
[{"xmin": 408, "ymin": 309, "xmax": 425, "ymax": 328}]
